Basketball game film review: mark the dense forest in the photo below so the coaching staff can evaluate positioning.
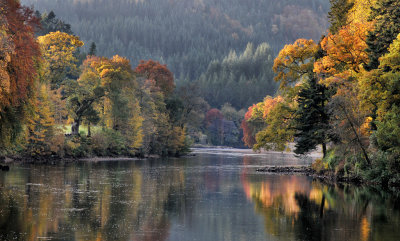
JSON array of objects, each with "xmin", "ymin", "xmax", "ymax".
[
  {"xmin": 242, "ymin": 0, "xmax": 400, "ymax": 188},
  {"xmin": 22, "ymin": 0, "xmax": 330, "ymax": 81}
]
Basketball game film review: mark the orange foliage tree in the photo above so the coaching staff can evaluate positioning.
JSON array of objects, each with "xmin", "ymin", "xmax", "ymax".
[
  {"xmin": 3, "ymin": 0, "xmax": 40, "ymax": 106},
  {"xmin": 241, "ymin": 105, "xmax": 256, "ymax": 148},
  {"xmin": 134, "ymin": 60, "xmax": 175, "ymax": 96},
  {"xmin": 0, "ymin": 0, "xmax": 41, "ymax": 148},
  {"xmin": 314, "ymin": 22, "xmax": 374, "ymax": 85},
  {"xmin": 313, "ymin": 20, "xmax": 374, "ymax": 164},
  {"xmin": 241, "ymin": 96, "xmax": 284, "ymax": 148}
]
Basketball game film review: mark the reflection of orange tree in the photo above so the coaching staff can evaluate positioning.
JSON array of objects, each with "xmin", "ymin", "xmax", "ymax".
[
  {"xmin": 241, "ymin": 174, "xmax": 313, "ymax": 214},
  {"xmin": 240, "ymin": 171, "xmax": 399, "ymax": 241},
  {"xmin": 241, "ymin": 174, "xmax": 314, "ymax": 239}
]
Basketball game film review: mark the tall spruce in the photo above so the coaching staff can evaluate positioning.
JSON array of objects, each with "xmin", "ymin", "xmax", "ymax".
[
  {"xmin": 35, "ymin": 10, "xmax": 73, "ymax": 36},
  {"xmin": 328, "ymin": 0, "xmax": 354, "ymax": 34},
  {"xmin": 294, "ymin": 76, "xmax": 332, "ymax": 158},
  {"xmin": 366, "ymin": 0, "xmax": 400, "ymax": 70},
  {"xmin": 88, "ymin": 42, "xmax": 97, "ymax": 56}
]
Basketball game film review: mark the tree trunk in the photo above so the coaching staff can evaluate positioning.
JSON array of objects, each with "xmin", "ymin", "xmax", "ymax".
[
  {"xmin": 322, "ymin": 142, "xmax": 327, "ymax": 159},
  {"xmin": 339, "ymin": 104, "xmax": 371, "ymax": 165},
  {"xmin": 71, "ymin": 119, "xmax": 80, "ymax": 136},
  {"xmin": 87, "ymin": 122, "xmax": 91, "ymax": 137}
]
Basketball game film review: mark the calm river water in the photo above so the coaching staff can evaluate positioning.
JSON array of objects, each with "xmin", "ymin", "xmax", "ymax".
[{"xmin": 0, "ymin": 148, "xmax": 400, "ymax": 241}]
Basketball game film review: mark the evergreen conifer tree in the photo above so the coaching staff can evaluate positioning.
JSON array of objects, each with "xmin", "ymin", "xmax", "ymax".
[
  {"xmin": 366, "ymin": 0, "xmax": 400, "ymax": 70},
  {"xmin": 328, "ymin": 0, "xmax": 354, "ymax": 34},
  {"xmin": 89, "ymin": 42, "xmax": 97, "ymax": 56},
  {"xmin": 294, "ymin": 76, "xmax": 332, "ymax": 157}
]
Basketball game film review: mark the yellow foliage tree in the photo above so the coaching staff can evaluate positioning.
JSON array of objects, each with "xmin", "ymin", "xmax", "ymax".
[
  {"xmin": 38, "ymin": 31, "xmax": 84, "ymax": 88},
  {"xmin": 347, "ymin": 0, "xmax": 377, "ymax": 24},
  {"xmin": 26, "ymin": 84, "xmax": 63, "ymax": 157},
  {"xmin": 127, "ymin": 101, "xmax": 144, "ymax": 150},
  {"xmin": 273, "ymin": 39, "xmax": 318, "ymax": 90}
]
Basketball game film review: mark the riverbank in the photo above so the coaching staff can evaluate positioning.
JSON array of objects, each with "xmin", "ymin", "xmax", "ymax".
[
  {"xmin": 256, "ymin": 165, "xmax": 365, "ymax": 187},
  {"xmin": 0, "ymin": 152, "xmax": 198, "ymax": 165},
  {"xmin": 0, "ymin": 155, "xmax": 143, "ymax": 165}
]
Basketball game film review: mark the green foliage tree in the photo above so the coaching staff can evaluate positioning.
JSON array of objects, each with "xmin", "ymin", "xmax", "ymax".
[
  {"xmin": 365, "ymin": 0, "xmax": 400, "ymax": 70},
  {"xmin": 35, "ymin": 10, "xmax": 73, "ymax": 36},
  {"xmin": 64, "ymin": 56, "xmax": 105, "ymax": 135},
  {"xmin": 88, "ymin": 42, "xmax": 97, "ymax": 56}
]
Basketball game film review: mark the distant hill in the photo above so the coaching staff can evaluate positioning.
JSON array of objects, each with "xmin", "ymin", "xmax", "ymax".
[{"xmin": 23, "ymin": 0, "xmax": 329, "ymax": 81}]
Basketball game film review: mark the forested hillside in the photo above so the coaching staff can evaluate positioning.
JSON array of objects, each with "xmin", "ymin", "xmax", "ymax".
[
  {"xmin": 198, "ymin": 42, "xmax": 276, "ymax": 109},
  {"xmin": 22, "ymin": 0, "xmax": 329, "ymax": 81}
]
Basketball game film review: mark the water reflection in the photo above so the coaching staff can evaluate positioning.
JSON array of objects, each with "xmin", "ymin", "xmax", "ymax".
[
  {"xmin": 0, "ymin": 161, "xmax": 191, "ymax": 241},
  {"xmin": 0, "ymin": 152, "xmax": 399, "ymax": 241},
  {"xmin": 241, "ymin": 168, "xmax": 400, "ymax": 241}
]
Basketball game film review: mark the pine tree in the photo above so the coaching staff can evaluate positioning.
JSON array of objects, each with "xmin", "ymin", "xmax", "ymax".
[
  {"xmin": 365, "ymin": 0, "xmax": 400, "ymax": 70},
  {"xmin": 294, "ymin": 76, "xmax": 332, "ymax": 157},
  {"xmin": 328, "ymin": 0, "xmax": 354, "ymax": 34},
  {"xmin": 89, "ymin": 42, "xmax": 97, "ymax": 56}
]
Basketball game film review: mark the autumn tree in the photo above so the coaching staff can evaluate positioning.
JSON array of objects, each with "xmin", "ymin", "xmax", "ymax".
[
  {"xmin": 253, "ymin": 100, "xmax": 295, "ymax": 151},
  {"xmin": 273, "ymin": 39, "xmax": 317, "ymax": 90},
  {"xmin": 63, "ymin": 56, "xmax": 105, "ymax": 135},
  {"xmin": 135, "ymin": 60, "xmax": 175, "ymax": 96},
  {"xmin": 269, "ymin": 39, "xmax": 333, "ymax": 154},
  {"xmin": 0, "ymin": 11, "xmax": 13, "ymax": 109},
  {"xmin": 313, "ymin": 13, "xmax": 375, "ymax": 164},
  {"xmin": 38, "ymin": 31, "xmax": 84, "ymax": 88},
  {"xmin": 314, "ymin": 22, "xmax": 373, "ymax": 81},
  {"xmin": 0, "ymin": 0, "xmax": 41, "ymax": 149},
  {"xmin": 26, "ymin": 84, "xmax": 63, "ymax": 157},
  {"xmin": 241, "ymin": 107, "xmax": 257, "ymax": 148}
]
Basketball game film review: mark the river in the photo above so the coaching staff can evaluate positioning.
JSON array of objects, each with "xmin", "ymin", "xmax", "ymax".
[{"xmin": 0, "ymin": 148, "xmax": 399, "ymax": 241}]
